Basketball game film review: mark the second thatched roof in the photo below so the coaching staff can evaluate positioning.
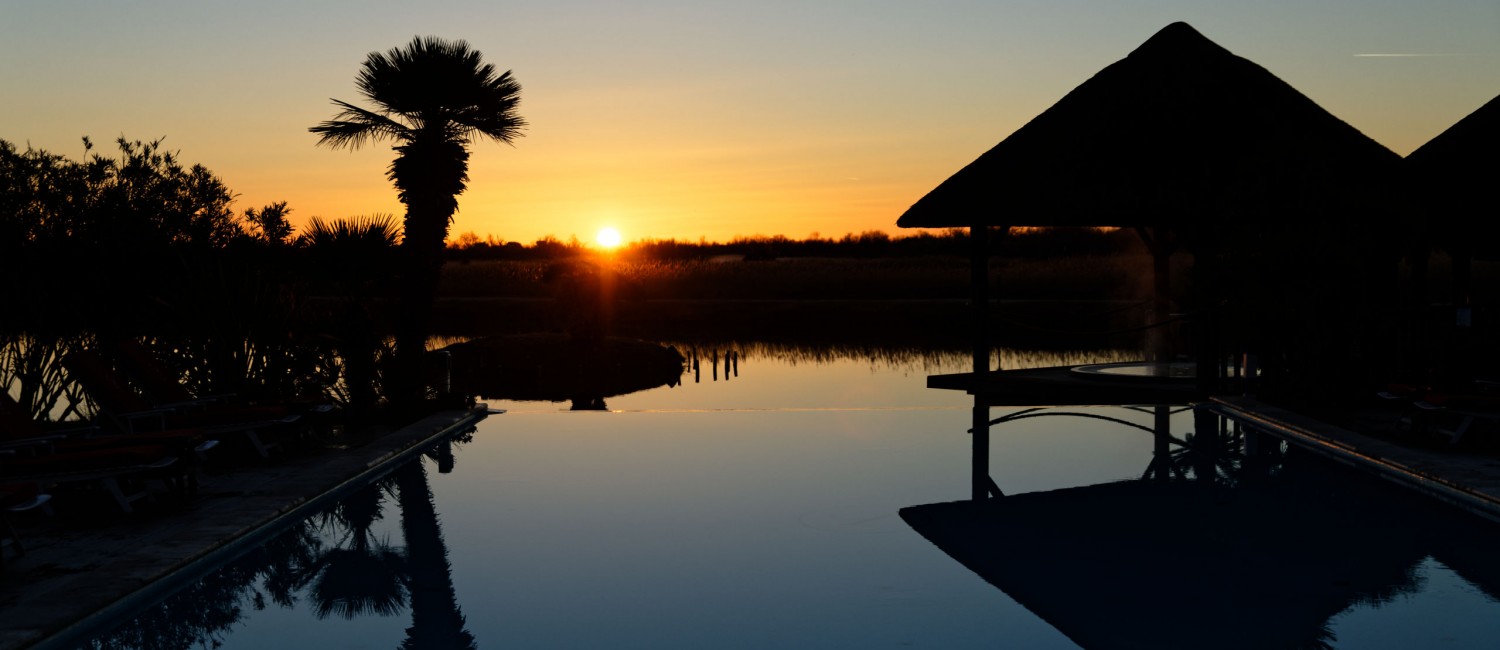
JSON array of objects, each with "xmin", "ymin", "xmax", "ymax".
[{"xmin": 1406, "ymin": 93, "xmax": 1500, "ymax": 250}]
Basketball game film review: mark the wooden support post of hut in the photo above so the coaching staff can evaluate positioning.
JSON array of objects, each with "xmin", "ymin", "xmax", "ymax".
[
  {"xmin": 1135, "ymin": 226, "xmax": 1178, "ymax": 363},
  {"xmin": 970, "ymin": 223, "xmax": 988, "ymax": 376},
  {"xmin": 968, "ymin": 223, "xmax": 992, "ymax": 500}
]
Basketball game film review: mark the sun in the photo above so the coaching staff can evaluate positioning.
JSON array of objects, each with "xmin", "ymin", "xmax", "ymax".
[{"xmin": 596, "ymin": 227, "xmax": 623, "ymax": 249}]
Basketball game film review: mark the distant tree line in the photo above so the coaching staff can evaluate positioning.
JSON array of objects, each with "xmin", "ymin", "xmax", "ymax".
[{"xmin": 445, "ymin": 227, "xmax": 1144, "ymax": 262}]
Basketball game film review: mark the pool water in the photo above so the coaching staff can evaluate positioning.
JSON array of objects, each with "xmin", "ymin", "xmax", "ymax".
[{"xmin": 77, "ymin": 345, "xmax": 1500, "ymax": 649}]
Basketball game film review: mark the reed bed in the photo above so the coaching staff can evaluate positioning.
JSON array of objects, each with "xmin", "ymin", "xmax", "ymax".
[{"xmin": 437, "ymin": 254, "xmax": 1159, "ymax": 302}]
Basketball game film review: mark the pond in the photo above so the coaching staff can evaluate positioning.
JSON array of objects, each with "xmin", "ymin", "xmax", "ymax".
[{"xmin": 73, "ymin": 343, "xmax": 1500, "ymax": 649}]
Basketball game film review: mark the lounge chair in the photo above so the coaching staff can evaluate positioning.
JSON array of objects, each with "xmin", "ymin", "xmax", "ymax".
[
  {"xmin": 1379, "ymin": 381, "xmax": 1500, "ymax": 445},
  {"xmin": 62, "ymin": 350, "xmax": 303, "ymax": 460},
  {"xmin": 0, "ymin": 481, "xmax": 51, "ymax": 573},
  {"xmin": 1, "ymin": 392, "xmax": 211, "ymax": 504},
  {"xmin": 1, "ymin": 390, "xmax": 213, "ymax": 459},
  {"xmin": 1, "ymin": 445, "xmax": 177, "ymax": 515}
]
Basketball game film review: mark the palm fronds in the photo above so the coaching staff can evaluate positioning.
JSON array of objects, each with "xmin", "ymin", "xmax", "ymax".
[{"xmin": 308, "ymin": 101, "xmax": 411, "ymax": 150}]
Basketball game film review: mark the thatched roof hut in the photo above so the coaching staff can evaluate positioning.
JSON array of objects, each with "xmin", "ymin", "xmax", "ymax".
[{"xmin": 897, "ymin": 22, "xmax": 1410, "ymax": 400}]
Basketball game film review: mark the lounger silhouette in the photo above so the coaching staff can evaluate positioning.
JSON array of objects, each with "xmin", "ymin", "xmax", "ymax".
[
  {"xmin": 1378, "ymin": 382, "xmax": 1500, "ymax": 445},
  {"xmin": 1, "ymin": 392, "xmax": 212, "ymax": 504},
  {"xmin": 1, "ymin": 444, "xmax": 176, "ymax": 514},
  {"xmin": 0, "ymin": 480, "xmax": 50, "ymax": 572},
  {"xmin": 62, "ymin": 350, "xmax": 301, "ymax": 460}
]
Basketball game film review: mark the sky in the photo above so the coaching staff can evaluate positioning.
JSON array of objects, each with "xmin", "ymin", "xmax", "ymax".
[{"xmin": 3, "ymin": 1, "xmax": 1497, "ymax": 245}]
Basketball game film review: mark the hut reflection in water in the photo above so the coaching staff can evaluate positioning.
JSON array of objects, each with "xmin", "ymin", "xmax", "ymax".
[{"xmin": 901, "ymin": 407, "xmax": 1500, "ymax": 650}]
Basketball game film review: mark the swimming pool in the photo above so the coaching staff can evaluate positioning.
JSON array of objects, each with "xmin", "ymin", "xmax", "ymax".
[{"xmin": 73, "ymin": 345, "xmax": 1500, "ymax": 649}]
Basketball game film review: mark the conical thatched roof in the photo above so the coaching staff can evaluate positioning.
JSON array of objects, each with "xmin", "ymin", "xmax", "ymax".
[
  {"xmin": 1406, "ymin": 93, "xmax": 1500, "ymax": 247},
  {"xmin": 897, "ymin": 22, "xmax": 1404, "ymax": 230},
  {"xmin": 1407, "ymin": 93, "xmax": 1500, "ymax": 180}
]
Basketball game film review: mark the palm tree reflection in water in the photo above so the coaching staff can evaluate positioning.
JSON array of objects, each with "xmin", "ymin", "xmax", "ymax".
[
  {"xmin": 306, "ymin": 480, "xmax": 406, "ymax": 619},
  {"xmin": 83, "ymin": 435, "xmax": 477, "ymax": 649},
  {"xmin": 395, "ymin": 442, "xmax": 477, "ymax": 650}
]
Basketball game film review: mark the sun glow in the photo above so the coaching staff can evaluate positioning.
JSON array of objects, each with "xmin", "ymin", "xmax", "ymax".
[{"xmin": 596, "ymin": 227, "xmax": 623, "ymax": 248}]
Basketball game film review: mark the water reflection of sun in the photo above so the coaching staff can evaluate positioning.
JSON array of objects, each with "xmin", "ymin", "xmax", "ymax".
[{"xmin": 596, "ymin": 227, "xmax": 622, "ymax": 249}]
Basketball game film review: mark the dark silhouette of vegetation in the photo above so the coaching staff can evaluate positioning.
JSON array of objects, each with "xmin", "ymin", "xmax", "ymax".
[
  {"xmin": 2, "ymin": 137, "xmax": 415, "ymax": 424},
  {"xmin": 445, "ymin": 227, "xmax": 1143, "ymax": 262},
  {"xmin": 245, "ymin": 200, "xmax": 295, "ymax": 246},
  {"xmin": 296, "ymin": 214, "xmax": 403, "ymax": 417},
  {"xmin": 310, "ymin": 35, "xmax": 525, "ymax": 409},
  {"xmin": 0, "ymin": 136, "xmax": 294, "ymax": 336}
]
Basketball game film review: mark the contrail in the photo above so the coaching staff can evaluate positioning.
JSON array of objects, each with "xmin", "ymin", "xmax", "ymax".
[{"xmin": 1353, "ymin": 53, "xmax": 1468, "ymax": 57}]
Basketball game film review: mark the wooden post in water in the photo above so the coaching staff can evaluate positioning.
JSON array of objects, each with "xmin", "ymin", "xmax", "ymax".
[
  {"xmin": 969, "ymin": 397, "xmax": 986, "ymax": 501},
  {"xmin": 1242, "ymin": 419, "xmax": 1272, "ymax": 481},
  {"xmin": 1148, "ymin": 404, "xmax": 1172, "ymax": 481},
  {"xmin": 969, "ymin": 224, "xmax": 1005, "ymax": 501},
  {"xmin": 1192, "ymin": 405, "xmax": 1221, "ymax": 483}
]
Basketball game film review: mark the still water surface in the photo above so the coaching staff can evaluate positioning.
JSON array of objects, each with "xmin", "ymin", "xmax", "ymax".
[{"xmin": 81, "ymin": 345, "xmax": 1500, "ymax": 649}]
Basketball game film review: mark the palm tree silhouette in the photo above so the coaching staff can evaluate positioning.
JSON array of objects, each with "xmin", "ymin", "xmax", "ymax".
[
  {"xmin": 299, "ymin": 214, "xmax": 403, "ymax": 417},
  {"xmin": 310, "ymin": 35, "xmax": 524, "ymax": 406}
]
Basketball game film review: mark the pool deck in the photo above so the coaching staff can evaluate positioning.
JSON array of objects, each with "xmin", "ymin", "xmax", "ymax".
[{"xmin": 0, "ymin": 406, "xmax": 489, "ymax": 650}]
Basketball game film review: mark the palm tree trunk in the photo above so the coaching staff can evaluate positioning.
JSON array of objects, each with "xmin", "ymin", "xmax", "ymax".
[{"xmin": 392, "ymin": 197, "xmax": 452, "ymax": 410}]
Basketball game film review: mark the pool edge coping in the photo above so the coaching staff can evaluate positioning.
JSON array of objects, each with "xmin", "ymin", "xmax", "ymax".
[
  {"xmin": 21, "ymin": 405, "xmax": 490, "ymax": 650},
  {"xmin": 1208, "ymin": 396, "xmax": 1500, "ymax": 525}
]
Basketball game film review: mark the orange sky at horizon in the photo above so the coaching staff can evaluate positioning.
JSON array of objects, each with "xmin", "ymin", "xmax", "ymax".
[{"xmin": 3, "ymin": 2, "xmax": 1497, "ymax": 245}]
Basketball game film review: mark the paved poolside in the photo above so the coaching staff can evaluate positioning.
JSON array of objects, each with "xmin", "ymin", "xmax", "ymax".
[
  {"xmin": 0, "ymin": 407, "xmax": 488, "ymax": 650},
  {"xmin": 1212, "ymin": 396, "xmax": 1500, "ymax": 524}
]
